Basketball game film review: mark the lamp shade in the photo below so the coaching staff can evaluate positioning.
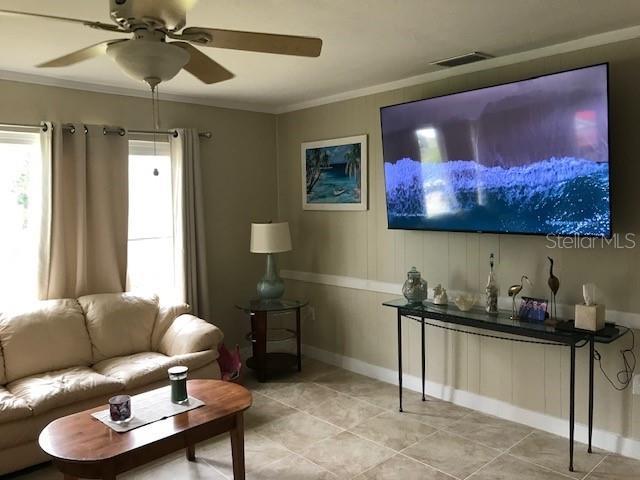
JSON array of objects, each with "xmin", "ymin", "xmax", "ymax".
[{"xmin": 250, "ymin": 222, "xmax": 292, "ymax": 253}]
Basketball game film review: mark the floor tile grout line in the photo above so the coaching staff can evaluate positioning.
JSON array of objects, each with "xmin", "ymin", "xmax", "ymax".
[
  {"xmin": 394, "ymin": 450, "xmax": 463, "ymax": 480},
  {"xmin": 505, "ymin": 451, "xmax": 588, "ymax": 480},
  {"xmin": 583, "ymin": 453, "xmax": 610, "ymax": 479},
  {"xmin": 463, "ymin": 451, "xmax": 508, "ymax": 480}
]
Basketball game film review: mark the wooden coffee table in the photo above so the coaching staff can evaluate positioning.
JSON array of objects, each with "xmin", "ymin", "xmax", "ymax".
[{"xmin": 38, "ymin": 379, "xmax": 252, "ymax": 480}]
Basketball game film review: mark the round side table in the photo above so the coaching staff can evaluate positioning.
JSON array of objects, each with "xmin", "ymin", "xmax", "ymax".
[{"xmin": 235, "ymin": 299, "xmax": 308, "ymax": 382}]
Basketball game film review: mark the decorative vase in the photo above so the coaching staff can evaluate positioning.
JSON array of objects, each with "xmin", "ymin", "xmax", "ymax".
[{"xmin": 402, "ymin": 267, "xmax": 428, "ymax": 304}]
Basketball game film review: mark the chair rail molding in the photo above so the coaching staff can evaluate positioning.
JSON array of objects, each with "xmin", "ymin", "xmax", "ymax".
[{"xmin": 281, "ymin": 269, "xmax": 640, "ymax": 331}]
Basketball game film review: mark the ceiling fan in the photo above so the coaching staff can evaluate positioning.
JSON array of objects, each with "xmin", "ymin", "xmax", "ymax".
[{"xmin": 0, "ymin": 0, "xmax": 323, "ymax": 88}]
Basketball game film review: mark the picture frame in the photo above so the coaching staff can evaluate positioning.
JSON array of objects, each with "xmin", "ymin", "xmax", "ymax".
[
  {"xmin": 301, "ymin": 134, "xmax": 368, "ymax": 211},
  {"xmin": 518, "ymin": 296, "xmax": 549, "ymax": 323}
]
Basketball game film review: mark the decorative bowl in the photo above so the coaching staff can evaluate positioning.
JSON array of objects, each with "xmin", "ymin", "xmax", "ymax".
[{"xmin": 454, "ymin": 293, "xmax": 477, "ymax": 312}]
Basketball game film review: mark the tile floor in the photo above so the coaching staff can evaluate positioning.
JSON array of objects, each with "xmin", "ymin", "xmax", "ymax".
[{"xmin": 9, "ymin": 358, "xmax": 640, "ymax": 480}]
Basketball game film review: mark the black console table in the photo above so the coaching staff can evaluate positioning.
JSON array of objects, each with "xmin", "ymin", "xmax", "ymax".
[{"xmin": 383, "ymin": 298, "xmax": 629, "ymax": 472}]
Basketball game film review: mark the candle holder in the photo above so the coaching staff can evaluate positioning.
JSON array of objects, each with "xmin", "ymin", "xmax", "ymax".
[
  {"xmin": 109, "ymin": 395, "xmax": 132, "ymax": 423},
  {"xmin": 168, "ymin": 366, "xmax": 189, "ymax": 404}
]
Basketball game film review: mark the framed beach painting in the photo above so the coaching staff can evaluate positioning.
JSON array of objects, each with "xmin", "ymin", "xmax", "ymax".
[{"xmin": 301, "ymin": 134, "xmax": 368, "ymax": 211}]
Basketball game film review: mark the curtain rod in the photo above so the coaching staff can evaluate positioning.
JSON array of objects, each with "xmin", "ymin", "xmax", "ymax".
[{"xmin": 0, "ymin": 122, "xmax": 211, "ymax": 139}]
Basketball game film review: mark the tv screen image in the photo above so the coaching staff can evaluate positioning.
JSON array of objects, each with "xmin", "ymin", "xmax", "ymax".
[{"xmin": 380, "ymin": 64, "xmax": 611, "ymax": 236}]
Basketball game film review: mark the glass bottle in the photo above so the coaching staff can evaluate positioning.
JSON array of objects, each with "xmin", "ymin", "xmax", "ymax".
[{"xmin": 485, "ymin": 253, "xmax": 498, "ymax": 314}]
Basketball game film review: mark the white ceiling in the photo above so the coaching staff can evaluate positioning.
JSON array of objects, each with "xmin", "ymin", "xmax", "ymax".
[{"xmin": 0, "ymin": 0, "xmax": 640, "ymax": 112}]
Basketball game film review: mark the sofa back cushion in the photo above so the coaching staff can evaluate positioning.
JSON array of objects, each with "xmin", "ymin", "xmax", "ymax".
[
  {"xmin": 79, "ymin": 293, "xmax": 159, "ymax": 362},
  {"xmin": 0, "ymin": 299, "xmax": 93, "ymax": 383}
]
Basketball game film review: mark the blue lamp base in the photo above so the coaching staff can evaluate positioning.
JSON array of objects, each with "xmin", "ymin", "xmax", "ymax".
[{"xmin": 257, "ymin": 253, "xmax": 285, "ymax": 300}]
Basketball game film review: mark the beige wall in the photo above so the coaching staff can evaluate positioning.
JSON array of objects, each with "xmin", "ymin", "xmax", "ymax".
[
  {"xmin": 276, "ymin": 38, "xmax": 640, "ymax": 440},
  {"xmin": 0, "ymin": 79, "xmax": 278, "ymax": 346}
]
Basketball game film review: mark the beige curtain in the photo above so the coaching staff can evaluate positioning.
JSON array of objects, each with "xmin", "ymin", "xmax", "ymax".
[
  {"xmin": 42, "ymin": 124, "xmax": 129, "ymax": 299},
  {"xmin": 170, "ymin": 129, "xmax": 210, "ymax": 319}
]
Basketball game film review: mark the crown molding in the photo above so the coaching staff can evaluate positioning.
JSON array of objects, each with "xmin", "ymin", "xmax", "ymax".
[
  {"xmin": 1, "ymin": 23, "xmax": 639, "ymax": 116},
  {"xmin": 0, "ymin": 69, "xmax": 276, "ymax": 114},
  {"xmin": 275, "ymin": 24, "xmax": 640, "ymax": 114}
]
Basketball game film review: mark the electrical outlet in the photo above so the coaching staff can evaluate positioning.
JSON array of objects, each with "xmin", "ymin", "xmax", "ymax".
[{"xmin": 633, "ymin": 374, "xmax": 640, "ymax": 395}]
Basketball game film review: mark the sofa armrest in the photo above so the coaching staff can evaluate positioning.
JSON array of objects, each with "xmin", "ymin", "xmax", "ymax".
[
  {"xmin": 158, "ymin": 314, "xmax": 224, "ymax": 356},
  {"xmin": 151, "ymin": 303, "xmax": 191, "ymax": 351}
]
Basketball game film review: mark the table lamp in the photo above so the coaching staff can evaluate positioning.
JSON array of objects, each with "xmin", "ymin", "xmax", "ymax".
[{"xmin": 250, "ymin": 222, "xmax": 292, "ymax": 300}]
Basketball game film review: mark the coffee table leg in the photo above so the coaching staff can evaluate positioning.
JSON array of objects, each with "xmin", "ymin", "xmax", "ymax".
[
  {"xmin": 230, "ymin": 413, "xmax": 245, "ymax": 480},
  {"xmin": 186, "ymin": 443, "xmax": 196, "ymax": 462}
]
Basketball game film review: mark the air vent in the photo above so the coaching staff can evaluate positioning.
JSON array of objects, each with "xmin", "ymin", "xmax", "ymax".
[{"xmin": 430, "ymin": 52, "xmax": 494, "ymax": 68}]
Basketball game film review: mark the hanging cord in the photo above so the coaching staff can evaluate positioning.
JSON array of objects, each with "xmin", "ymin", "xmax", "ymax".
[
  {"xmin": 404, "ymin": 315, "xmax": 588, "ymax": 347},
  {"xmin": 150, "ymin": 84, "xmax": 158, "ymax": 157},
  {"xmin": 594, "ymin": 327, "xmax": 636, "ymax": 391}
]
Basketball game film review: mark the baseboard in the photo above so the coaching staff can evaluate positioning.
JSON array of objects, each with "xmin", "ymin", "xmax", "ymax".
[{"xmin": 301, "ymin": 343, "xmax": 640, "ymax": 460}]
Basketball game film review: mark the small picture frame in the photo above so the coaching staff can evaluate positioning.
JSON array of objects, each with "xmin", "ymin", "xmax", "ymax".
[
  {"xmin": 518, "ymin": 296, "xmax": 549, "ymax": 323},
  {"xmin": 301, "ymin": 135, "xmax": 368, "ymax": 211}
]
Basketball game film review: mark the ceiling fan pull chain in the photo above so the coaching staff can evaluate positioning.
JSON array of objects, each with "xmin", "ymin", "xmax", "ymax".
[
  {"xmin": 156, "ymin": 84, "xmax": 161, "ymax": 131},
  {"xmin": 150, "ymin": 84, "xmax": 157, "ymax": 158}
]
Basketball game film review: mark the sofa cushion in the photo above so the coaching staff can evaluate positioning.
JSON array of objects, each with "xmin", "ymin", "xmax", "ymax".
[
  {"xmin": 92, "ymin": 352, "xmax": 175, "ymax": 389},
  {"xmin": 78, "ymin": 293, "xmax": 159, "ymax": 362},
  {"xmin": 7, "ymin": 367, "xmax": 123, "ymax": 415},
  {"xmin": 0, "ymin": 300, "xmax": 93, "ymax": 383},
  {"xmin": 93, "ymin": 350, "xmax": 218, "ymax": 390},
  {"xmin": 0, "ymin": 387, "xmax": 31, "ymax": 424}
]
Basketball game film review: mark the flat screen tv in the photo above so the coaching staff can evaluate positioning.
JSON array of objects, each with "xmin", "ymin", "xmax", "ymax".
[{"xmin": 380, "ymin": 64, "xmax": 611, "ymax": 237}]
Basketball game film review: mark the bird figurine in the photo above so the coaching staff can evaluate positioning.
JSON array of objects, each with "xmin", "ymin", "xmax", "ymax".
[
  {"xmin": 547, "ymin": 257, "xmax": 560, "ymax": 324},
  {"xmin": 508, "ymin": 275, "xmax": 530, "ymax": 319}
]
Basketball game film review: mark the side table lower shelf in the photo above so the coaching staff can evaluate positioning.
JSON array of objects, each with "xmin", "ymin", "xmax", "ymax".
[{"xmin": 246, "ymin": 353, "xmax": 299, "ymax": 374}]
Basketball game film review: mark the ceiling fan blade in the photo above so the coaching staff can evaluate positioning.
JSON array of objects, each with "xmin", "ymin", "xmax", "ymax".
[
  {"xmin": 171, "ymin": 42, "xmax": 234, "ymax": 84},
  {"xmin": 37, "ymin": 40, "xmax": 127, "ymax": 68},
  {"xmin": 0, "ymin": 9, "xmax": 125, "ymax": 32},
  {"xmin": 182, "ymin": 27, "xmax": 322, "ymax": 57}
]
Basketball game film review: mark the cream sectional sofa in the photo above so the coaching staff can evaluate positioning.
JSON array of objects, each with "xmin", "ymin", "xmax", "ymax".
[{"xmin": 0, "ymin": 292, "xmax": 223, "ymax": 475}]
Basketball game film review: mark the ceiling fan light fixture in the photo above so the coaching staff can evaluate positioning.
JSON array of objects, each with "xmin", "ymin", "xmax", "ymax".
[{"xmin": 106, "ymin": 39, "xmax": 189, "ymax": 84}]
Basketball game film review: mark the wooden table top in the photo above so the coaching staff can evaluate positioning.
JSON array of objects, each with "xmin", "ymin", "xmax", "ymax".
[{"xmin": 38, "ymin": 379, "xmax": 252, "ymax": 463}]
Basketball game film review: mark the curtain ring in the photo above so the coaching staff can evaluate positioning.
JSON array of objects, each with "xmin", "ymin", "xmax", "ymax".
[
  {"xmin": 172, "ymin": 130, "xmax": 179, "ymax": 138},
  {"xmin": 83, "ymin": 125, "xmax": 88, "ymax": 134},
  {"xmin": 119, "ymin": 128, "xmax": 126, "ymax": 136},
  {"xmin": 41, "ymin": 123, "xmax": 48, "ymax": 132}
]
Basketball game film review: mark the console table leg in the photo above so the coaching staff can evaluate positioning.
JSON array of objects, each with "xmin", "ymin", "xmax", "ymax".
[
  {"xmin": 186, "ymin": 444, "xmax": 196, "ymax": 462},
  {"xmin": 421, "ymin": 317, "xmax": 426, "ymax": 401},
  {"xmin": 397, "ymin": 311, "xmax": 403, "ymax": 412},
  {"xmin": 230, "ymin": 413, "xmax": 246, "ymax": 480},
  {"xmin": 569, "ymin": 343, "xmax": 576, "ymax": 472},
  {"xmin": 588, "ymin": 338, "xmax": 594, "ymax": 453}
]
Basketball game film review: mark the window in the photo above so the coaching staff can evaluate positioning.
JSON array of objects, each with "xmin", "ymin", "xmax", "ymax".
[
  {"xmin": 127, "ymin": 140, "xmax": 178, "ymax": 303},
  {"xmin": 0, "ymin": 129, "xmax": 44, "ymax": 305},
  {"xmin": 416, "ymin": 127, "xmax": 444, "ymax": 163}
]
